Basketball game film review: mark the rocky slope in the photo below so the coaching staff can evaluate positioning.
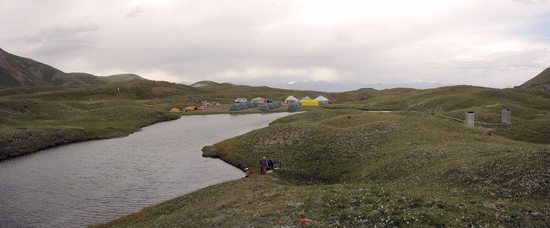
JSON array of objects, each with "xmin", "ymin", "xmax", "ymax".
[
  {"xmin": 0, "ymin": 48, "xmax": 143, "ymax": 88},
  {"xmin": 515, "ymin": 67, "xmax": 550, "ymax": 91}
]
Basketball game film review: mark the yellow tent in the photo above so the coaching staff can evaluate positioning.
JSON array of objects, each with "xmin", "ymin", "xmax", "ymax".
[
  {"xmin": 169, "ymin": 108, "xmax": 181, "ymax": 113},
  {"xmin": 301, "ymin": 99, "xmax": 319, "ymax": 106}
]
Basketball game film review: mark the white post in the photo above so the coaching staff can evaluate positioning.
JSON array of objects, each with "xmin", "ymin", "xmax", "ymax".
[
  {"xmin": 501, "ymin": 108, "xmax": 512, "ymax": 124},
  {"xmin": 465, "ymin": 112, "xmax": 475, "ymax": 128}
]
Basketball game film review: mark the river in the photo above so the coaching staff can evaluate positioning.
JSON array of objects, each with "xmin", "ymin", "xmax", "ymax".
[{"xmin": 0, "ymin": 113, "xmax": 292, "ymax": 227}]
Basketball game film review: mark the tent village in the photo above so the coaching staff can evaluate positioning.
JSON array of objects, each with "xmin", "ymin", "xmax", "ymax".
[
  {"xmin": 169, "ymin": 96, "xmax": 223, "ymax": 113},
  {"xmin": 169, "ymin": 95, "xmax": 331, "ymax": 113},
  {"xmin": 230, "ymin": 95, "xmax": 331, "ymax": 112}
]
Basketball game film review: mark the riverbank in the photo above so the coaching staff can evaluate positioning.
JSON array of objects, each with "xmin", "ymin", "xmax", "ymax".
[
  {"xmin": 1, "ymin": 113, "xmax": 297, "ymax": 227},
  {"xmin": 0, "ymin": 99, "xmax": 180, "ymax": 160},
  {"xmin": 98, "ymin": 109, "xmax": 550, "ymax": 227},
  {"xmin": 0, "ymin": 100, "xmax": 308, "ymax": 161},
  {"xmin": 0, "ymin": 80, "xmax": 326, "ymax": 161}
]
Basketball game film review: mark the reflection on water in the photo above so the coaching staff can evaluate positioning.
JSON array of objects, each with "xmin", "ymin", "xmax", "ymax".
[{"xmin": 0, "ymin": 113, "xmax": 292, "ymax": 228}]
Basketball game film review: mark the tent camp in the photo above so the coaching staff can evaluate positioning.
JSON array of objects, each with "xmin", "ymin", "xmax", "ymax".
[
  {"xmin": 251, "ymin": 97, "xmax": 266, "ymax": 104},
  {"xmin": 285, "ymin": 96, "xmax": 299, "ymax": 104},
  {"xmin": 315, "ymin": 95, "xmax": 330, "ymax": 105}
]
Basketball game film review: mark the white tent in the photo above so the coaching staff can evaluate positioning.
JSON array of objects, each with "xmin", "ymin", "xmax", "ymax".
[
  {"xmin": 251, "ymin": 97, "xmax": 266, "ymax": 104},
  {"xmin": 315, "ymin": 95, "xmax": 330, "ymax": 105},
  {"xmin": 301, "ymin": 96, "xmax": 312, "ymax": 100},
  {"xmin": 284, "ymin": 96, "xmax": 299, "ymax": 104}
]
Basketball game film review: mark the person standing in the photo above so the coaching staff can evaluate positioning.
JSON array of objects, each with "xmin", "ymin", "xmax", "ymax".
[
  {"xmin": 267, "ymin": 159, "xmax": 274, "ymax": 170},
  {"xmin": 259, "ymin": 156, "xmax": 267, "ymax": 175}
]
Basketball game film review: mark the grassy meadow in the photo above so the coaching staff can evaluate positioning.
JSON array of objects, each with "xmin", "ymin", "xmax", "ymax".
[
  {"xmin": 2, "ymin": 78, "xmax": 550, "ymax": 226},
  {"xmin": 100, "ymin": 109, "xmax": 549, "ymax": 227},
  {"xmin": 0, "ymin": 80, "xmax": 324, "ymax": 160}
]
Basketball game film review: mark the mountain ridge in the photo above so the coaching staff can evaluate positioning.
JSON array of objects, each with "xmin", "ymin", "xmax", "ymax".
[
  {"xmin": 0, "ymin": 48, "xmax": 144, "ymax": 88},
  {"xmin": 515, "ymin": 67, "xmax": 550, "ymax": 91}
]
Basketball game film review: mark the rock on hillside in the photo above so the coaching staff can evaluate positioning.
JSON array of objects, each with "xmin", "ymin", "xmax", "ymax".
[
  {"xmin": 515, "ymin": 67, "xmax": 550, "ymax": 91},
  {"xmin": 0, "ymin": 48, "xmax": 144, "ymax": 88}
]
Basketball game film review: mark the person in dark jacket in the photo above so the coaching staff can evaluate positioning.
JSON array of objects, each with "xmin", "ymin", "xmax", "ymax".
[
  {"xmin": 259, "ymin": 156, "xmax": 267, "ymax": 175},
  {"xmin": 267, "ymin": 159, "xmax": 274, "ymax": 170}
]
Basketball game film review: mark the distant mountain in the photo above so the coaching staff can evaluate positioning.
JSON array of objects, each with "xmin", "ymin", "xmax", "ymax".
[
  {"xmin": 190, "ymin": 80, "xmax": 222, "ymax": 87},
  {"xmin": 515, "ymin": 67, "xmax": 550, "ymax": 91},
  {"xmin": 0, "ymin": 48, "xmax": 144, "ymax": 88},
  {"xmin": 254, "ymin": 81, "xmax": 452, "ymax": 92}
]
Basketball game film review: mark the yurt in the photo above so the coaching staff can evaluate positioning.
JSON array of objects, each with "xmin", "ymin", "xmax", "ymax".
[
  {"xmin": 314, "ymin": 95, "xmax": 330, "ymax": 105},
  {"xmin": 251, "ymin": 97, "xmax": 266, "ymax": 104},
  {"xmin": 285, "ymin": 96, "xmax": 299, "ymax": 104}
]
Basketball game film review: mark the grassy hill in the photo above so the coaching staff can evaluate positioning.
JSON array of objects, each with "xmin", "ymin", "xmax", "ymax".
[
  {"xmin": 515, "ymin": 67, "xmax": 550, "ymax": 91},
  {"xmin": 0, "ymin": 79, "xmax": 204, "ymax": 160},
  {"xmin": 100, "ymin": 109, "xmax": 550, "ymax": 227},
  {"xmin": 330, "ymin": 85, "xmax": 550, "ymax": 144},
  {"xmin": 0, "ymin": 48, "xmax": 143, "ymax": 88},
  {"xmin": 0, "ymin": 77, "xmax": 328, "ymax": 160}
]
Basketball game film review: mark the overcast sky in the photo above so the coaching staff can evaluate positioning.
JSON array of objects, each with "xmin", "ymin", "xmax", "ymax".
[{"xmin": 1, "ymin": 0, "xmax": 549, "ymax": 90}]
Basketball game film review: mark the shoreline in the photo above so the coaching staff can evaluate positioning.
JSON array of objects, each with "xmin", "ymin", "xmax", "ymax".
[
  {"xmin": 0, "ymin": 109, "xmax": 303, "ymax": 162},
  {"xmin": 0, "ymin": 115, "xmax": 180, "ymax": 162}
]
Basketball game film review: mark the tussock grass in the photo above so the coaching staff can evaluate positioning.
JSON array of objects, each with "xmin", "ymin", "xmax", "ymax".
[
  {"xmin": 2, "ymin": 80, "xmax": 550, "ymax": 226},
  {"xmin": 102, "ymin": 109, "xmax": 549, "ymax": 227}
]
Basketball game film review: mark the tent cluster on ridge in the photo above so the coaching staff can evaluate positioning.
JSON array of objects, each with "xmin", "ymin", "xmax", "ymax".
[{"xmin": 284, "ymin": 95, "xmax": 330, "ymax": 106}]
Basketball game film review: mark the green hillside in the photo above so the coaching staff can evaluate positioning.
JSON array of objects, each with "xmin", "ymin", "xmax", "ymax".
[
  {"xmin": 522, "ymin": 67, "xmax": 550, "ymax": 85},
  {"xmin": 330, "ymin": 86, "xmax": 550, "ymax": 144},
  {"xmin": 100, "ymin": 110, "xmax": 550, "ymax": 227},
  {"xmin": 515, "ymin": 67, "xmax": 550, "ymax": 91},
  {"xmin": 0, "ymin": 48, "xmax": 144, "ymax": 88},
  {"xmin": 0, "ymin": 77, "xmax": 329, "ymax": 160},
  {"xmin": 0, "ymin": 80, "xmax": 200, "ymax": 160}
]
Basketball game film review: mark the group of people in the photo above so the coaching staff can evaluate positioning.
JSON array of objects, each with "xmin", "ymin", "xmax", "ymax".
[{"xmin": 244, "ymin": 156, "xmax": 276, "ymax": 178}]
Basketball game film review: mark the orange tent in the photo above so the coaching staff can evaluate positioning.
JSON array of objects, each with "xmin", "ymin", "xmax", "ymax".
[
  {"xmin": 185, "ymin": 106, "xmax": 196, "ymax": 111},
  {"xmin": 169, "ymin": 108, "xmax": 181, "ymax": 113}
]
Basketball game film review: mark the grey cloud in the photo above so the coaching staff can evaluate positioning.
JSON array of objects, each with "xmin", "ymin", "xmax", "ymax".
[
  {"xmin": 1, "ymin": 0, "xmax": 549, "ymax": 88},
  {"xmin": 23, "ymin": 25, "xmax": 99, "ymax": 58},
  {"xmin": 512, "ymin": 0, "xmax": 548, "ymax": 5},
  {"xmin": 126, "ymin": 6, "xmax": 143, "ymax": 18}
]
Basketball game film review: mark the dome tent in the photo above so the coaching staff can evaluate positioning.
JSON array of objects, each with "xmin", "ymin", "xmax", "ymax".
[
  {"xmin": 259, "ymin": 103, "xmax": 270, "ymax": 111},
  {"xmin": 169, "ymin": 108, "xmax": 181, "ymax": 113},
  {"xmin": 288, "ymin": 102, "xmax": 301, "ymax": 111},
  {"xmin": 229, "ymin": 104, "xmax": 241, "ymax": 111},
  {"xmin": 285, "ymin": 96, "xmax": 299, "ymax": 104}
]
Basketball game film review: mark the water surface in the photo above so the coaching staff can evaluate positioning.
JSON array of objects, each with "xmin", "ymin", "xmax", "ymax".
[{"xmin": 0, "ymin": 113, "xmax": 292, "ymax": 227}]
